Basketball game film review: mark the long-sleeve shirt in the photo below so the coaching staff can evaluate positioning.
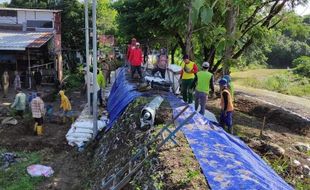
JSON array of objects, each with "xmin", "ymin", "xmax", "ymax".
[
  {"xmin": 11, "ymin": 92, "xmax": 26, "ymax": 111},
  {"xmin": 129, "ymin": 48, "xmax": 143, "ymax": 66},
  {"xmin": 14, "ymin": 75, "xmax": 21, "ymax": 90},
  {"xmin": 31, "ymin": 97, "xmax": 45, "ymax": 118}
]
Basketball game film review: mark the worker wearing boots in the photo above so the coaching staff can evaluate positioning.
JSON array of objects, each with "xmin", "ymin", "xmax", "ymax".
[
  {"xmin": 180, "ymin": 55, "xmax": 198, "ymax": 104},
  {"xmin": 31, "ymin": 93, "xmax": 45, "ymax": 135},
  {"xmin": 59, "ymin": 90, "xmax": 72, "ymax": 123},
  {"xmin": 219, "ymin": 78, "xmax": 234, "ymax": 134},
  {"xmin": 193, "ymin": 61, "xmax": 214, "ymax": 115}
]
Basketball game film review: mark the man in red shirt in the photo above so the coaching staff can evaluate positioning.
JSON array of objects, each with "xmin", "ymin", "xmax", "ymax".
[
  {"xmin": 127, "ymin": 38, "xmax": 137, "ymax": 61},
  {"xmin": 129, "ymin": 42, "xmax": 143, "ymax": 79}
]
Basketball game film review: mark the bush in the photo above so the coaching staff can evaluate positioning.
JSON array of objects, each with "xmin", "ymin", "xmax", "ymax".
[
  {"xmin": 63, "ymin": 69, "xmax": 84, "ymax": 90},
  {"xmin": 293, "ymin": 56, "xmax": 310, "ymax": 77}
]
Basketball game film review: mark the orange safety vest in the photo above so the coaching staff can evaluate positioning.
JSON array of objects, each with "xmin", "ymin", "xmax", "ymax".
[{"xmin": 220, "ymin": 89, "xmax": 234, "ymax": 111}]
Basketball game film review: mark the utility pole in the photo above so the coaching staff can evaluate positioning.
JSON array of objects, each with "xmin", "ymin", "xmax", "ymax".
[
  {"xmin": 84, "ymin": 0, "xmax": 91, "ymax": 114},
  {"xmin": 92, "ymin": 0, "xmax": 98, "ymax": 138}
]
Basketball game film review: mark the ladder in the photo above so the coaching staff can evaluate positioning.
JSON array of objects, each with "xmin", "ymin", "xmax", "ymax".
[{"xmin": 101, "ymin": 105, "xmax": 195, "ymax": 190}]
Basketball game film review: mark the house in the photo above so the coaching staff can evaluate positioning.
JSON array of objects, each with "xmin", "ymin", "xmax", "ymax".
[{"xmin": 0, "ymin": 7, "xmax": 62, "ymax": 88}]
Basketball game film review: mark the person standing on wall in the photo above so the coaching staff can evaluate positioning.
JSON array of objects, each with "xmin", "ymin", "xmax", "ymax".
[
  {"xmin": 180, "ymin": 55, "xmax": 198, "ymax": 104},
  {"xmin": 126, "ymin": 38, "xmax": 137, "ymax": 67},
  {"xmin": 193, "ymin": 62, "xmax": 214, "ymax": 115},
  {"xmin": 129, "ymin": 42, "xmax": 143, "ymax": 79},
  {"xmin": 97, "ymin": 69, "xmax": 106, "ymax": 107},
  {"xmin": 152, "ymin": 48, "xmax": 168, "ymax": 78},
  {"xmin": 31, "ymin": 93, "xmax": 45, "ymax": 135},
  {"xmin": 219, "ymin": 78, "xmax": 234, "ymax": 134}
]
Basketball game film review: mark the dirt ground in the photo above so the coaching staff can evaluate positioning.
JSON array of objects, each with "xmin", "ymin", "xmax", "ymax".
[
  {"xmin": 0, "ymin": 88, "xmax": 93, "ymax": 190},
  {"xmin": 1, "ymin": 82, "xmax": 309, "ymax": 189},
  {"xmin": 208, "ymin": 96, "xmax": 310, "ymax": 188}
]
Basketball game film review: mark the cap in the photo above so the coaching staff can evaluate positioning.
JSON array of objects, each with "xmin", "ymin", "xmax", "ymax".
[
  {"xmin": 202, "ymin": 62, "xmax": 210, "ymax": 68},
  {"xmin": 223, "ymin": 75, "xmax": 231, "ymax": 82},
  {"xmin": 136, "ymin": 42, "xmax": 140, "ymax": 46},
  {"xmin": 183, "ymin": 55, "xmax": 189, "ymax": 60},
  {"xmin": 219, "ymin": 78, "xmax": 228, "ymax": 86}
]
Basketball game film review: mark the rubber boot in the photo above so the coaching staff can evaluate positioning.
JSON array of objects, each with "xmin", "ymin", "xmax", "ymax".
[
  {"xmin": 33, "ymin": 122, "xmax": 38, "ymax": 135},
  {"xmin": 36, "ymin": 125, "xmax": 43, "ymax": 136}
]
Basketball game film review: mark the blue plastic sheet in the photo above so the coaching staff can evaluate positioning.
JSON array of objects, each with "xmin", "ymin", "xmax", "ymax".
[
  {"xmin": 107, "ymin": 67, "xmax": 293, "ymax": 190},
  {"xmin": 167, "ymin": 94, "xmax": 293, "ymax": 190},
  {"xmin": 106, "ymin": 68, "xmax": 141, "ymax": 130}
]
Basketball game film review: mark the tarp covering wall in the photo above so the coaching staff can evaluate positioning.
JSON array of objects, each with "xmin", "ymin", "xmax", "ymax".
[
  {"xmin": 107, "ymin": 68, "xmax": 141, "ymax": 130},
  {"xmin": 167, "ymin": 94, "xmax": 293, "ymax": 190},
  {"xmin": 107, "ymin": 66, "xmax": 293, "ymax": 190}
]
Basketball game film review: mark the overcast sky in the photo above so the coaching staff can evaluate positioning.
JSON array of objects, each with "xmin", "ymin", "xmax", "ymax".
[{"xmin": 0, "ymin": 0, "xmax": 309, "ymax": 16}]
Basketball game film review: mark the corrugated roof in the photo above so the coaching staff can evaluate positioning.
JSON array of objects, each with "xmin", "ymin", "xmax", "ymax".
[
  {"xmin": 0, "ymin": 7, "xmax": 61, "ymax": 13},
  {"xmin": 0, "ymin": 30, "xmax": 53, "ymax": 51}
]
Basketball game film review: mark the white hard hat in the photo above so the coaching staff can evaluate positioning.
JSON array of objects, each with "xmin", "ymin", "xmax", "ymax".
[{"xmin": 202, "ymin": 61, "xmax": 210, "ymax": 68}]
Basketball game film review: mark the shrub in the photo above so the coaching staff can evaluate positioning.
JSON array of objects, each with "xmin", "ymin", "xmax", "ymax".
[{"xmin": 292, "ymin": 56, "xmax": 310, "ymax": 77}]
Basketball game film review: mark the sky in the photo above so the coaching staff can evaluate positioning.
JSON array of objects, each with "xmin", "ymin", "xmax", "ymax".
[{"xmin": 0, "ymin": 0, "xmax": 309, "ymax": 16}]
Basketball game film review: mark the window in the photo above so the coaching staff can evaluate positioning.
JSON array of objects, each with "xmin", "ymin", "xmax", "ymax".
[
  {"xmin": 27, "ymin": 20, "xmax": 53, "ymax": 28},
  {"xmin": 0, "ymin": 10, "xmax": 17, "ymax": 17}
]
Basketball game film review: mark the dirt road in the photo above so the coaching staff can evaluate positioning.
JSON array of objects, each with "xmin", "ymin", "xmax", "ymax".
[{"xmin": 235, "ymin": 85, "xmax": 310, "ymax": 120}]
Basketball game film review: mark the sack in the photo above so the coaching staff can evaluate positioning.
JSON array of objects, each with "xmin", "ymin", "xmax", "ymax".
[{"xmin": 27, "ymin": 164, "xmax": 54, "ymax": 177}]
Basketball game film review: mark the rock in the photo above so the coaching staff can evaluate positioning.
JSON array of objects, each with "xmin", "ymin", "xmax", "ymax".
[
  {"xmin": 248, "ymin": 139, "xmax": 262, "ymax": 149},
  {"xmin": 294, "ymin": 142, "xmax": 310, "ymax": 153},
  {"xmin": 303, "ymin": 165, "xmax": 310, "ymax": 176},
  {"xmin": 293, "ymin": 160, "xmax": 301, "ymax": 166},
  {"xmin": 267, "ymin": 143, "xmax": 285, "ymax": 156},
  {"xmin": 1, "ymin": 117, "xmax": 18, "ymax": 125}
]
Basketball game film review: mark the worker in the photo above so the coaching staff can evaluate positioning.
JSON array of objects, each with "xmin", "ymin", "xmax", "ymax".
[
  {"xmin": 223, "ymin": 75, "xmax": 234, "ymax": 100},
  {"xmin": 11, "ymin": 88, "xmax": 27, "ymax": 119},
  {"xmin": 193, "ymin": 62, "xmax": 214, "ymax": 115},
  {"xmin": 59, "ymin": 90, "xmax": 72, "ymax": 123},
  {"xmin": 31, "ymin": 93, "xmax": 45, "ymax": 135},
  {"xmin": 102, "ymin": 59, "xmax": 111, "ymax": 84},
  {"xmin": 126, "ymin": 38, "xmax": 137, "ymax": 66},
  {"xmin": 129, "ymin": 42, "xmax": 143, "ymax": 79},
  {"xmin": 152, "ymin": 48, "xmax": 168, "ymax": 78},
  {"xmin": 13, "ymin": 71, "xmax": 21, "ymax": 91},
  {"xmin": 34, "ymin": 69, "xmax": 42, "ymax": 90},
  {"xmin": 2, "ymin": 71, "xmax": 9, "ymax": 98},
  {"xmin": 97, "ymin": 69, "xmax": 106, "ymax": 107},
  {"xmin": 180, "ymin": 55, "xmax": 198, "ymax": 104},
  {"xmin": 219, "ymin": 78, "xmax": 234, "ymax": 134}
]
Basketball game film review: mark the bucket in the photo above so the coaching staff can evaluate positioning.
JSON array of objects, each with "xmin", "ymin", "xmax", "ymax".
[{"xmin": 36, "ymin": 125, "xmax": 43, "ymax": 135}]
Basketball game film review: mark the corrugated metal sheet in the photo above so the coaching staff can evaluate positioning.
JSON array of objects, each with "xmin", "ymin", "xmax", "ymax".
[{"xmin": 0, "ymin": 30, "xmax": 53, "ymax": 51}]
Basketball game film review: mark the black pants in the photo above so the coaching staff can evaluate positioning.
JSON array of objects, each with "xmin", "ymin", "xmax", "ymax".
[
  {"xmin": 152, "ymin": 67, "xmax": 166, "ymax": 78},
  {"xmin": 131, "ymin": 65, "xmax": 142, "ymax": 78},
  {"xmin": 16, "ymin": 110, "xmax": 24, "ymax": 118},
  {"xmin": 34, "ymin": 117, "xmax": 43, "ymax": 125},
  {"xmin": 98, "ymin": 89, "xmax": 103, "ymax": 106}
]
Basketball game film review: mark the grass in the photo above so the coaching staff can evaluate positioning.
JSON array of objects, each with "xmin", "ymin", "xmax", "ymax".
[
  {"xmin": 0, "ymin": 150, "xmax": 44, "ymax": 190},
  {"xmin": 231, "ymin": 69, "xmax": 310, "ymax": 97}
]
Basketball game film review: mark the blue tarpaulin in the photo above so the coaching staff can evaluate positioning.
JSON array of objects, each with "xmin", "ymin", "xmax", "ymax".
[
  {"xmin": 107, "ymin": 67, "xmax": 293, "ymax": 190},
  {"xmin": 107, "ymin": 68, "xmax": 141, "ymax": 130},
  {"xmin": 167, "ymin": 94, "xmax": 293, "ymax": 190}
]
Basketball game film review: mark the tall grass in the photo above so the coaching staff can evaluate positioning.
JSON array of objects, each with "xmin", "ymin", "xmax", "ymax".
[{"xmin": 240, "ymin": 71, "xmax": 310, "ymax": 97}]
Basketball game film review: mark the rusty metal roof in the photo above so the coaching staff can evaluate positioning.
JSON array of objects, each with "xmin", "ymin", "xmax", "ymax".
[
  {"xmin": 0, "ymin": 30, "xmax": 53, "ymax": 51},
  {"xmin": 0, "ymin": 7, "xmax": 61, "ymax": 13}
]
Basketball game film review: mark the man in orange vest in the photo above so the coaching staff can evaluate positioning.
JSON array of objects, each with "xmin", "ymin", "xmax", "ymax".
[
  {"xmin": 180, "ymin": 55, "xmax": 198, "ymax": 103},
  {"xmin": 219, "ymin": 78, "xmax": 234, "ymax": 134}
]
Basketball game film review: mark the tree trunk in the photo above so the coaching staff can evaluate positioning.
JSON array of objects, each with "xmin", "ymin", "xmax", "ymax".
[
  {"xmin": 171, "ymin": 43, "xmax": 178, "ymax": 64},
  {"xmin": 223, "ymin": 0, "xmax": 238, "ymax": 75},
  {"xmin": 175, "ymin": 33, "xmax": 186, "ymax": 56},
  {"xmin": 186, "ymin": 1, "xmax": 194, "ymax": 59}
]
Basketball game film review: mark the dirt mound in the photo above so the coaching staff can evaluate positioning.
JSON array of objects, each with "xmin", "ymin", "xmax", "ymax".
[{"xmin": 235, "ymin": 96, "xmax": 310, "ymax": 136}]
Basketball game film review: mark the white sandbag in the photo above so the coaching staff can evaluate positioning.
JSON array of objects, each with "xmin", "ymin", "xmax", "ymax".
[{"xmin": 27, "ymin": 164, "xmax": 54, "ymax": 177}]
